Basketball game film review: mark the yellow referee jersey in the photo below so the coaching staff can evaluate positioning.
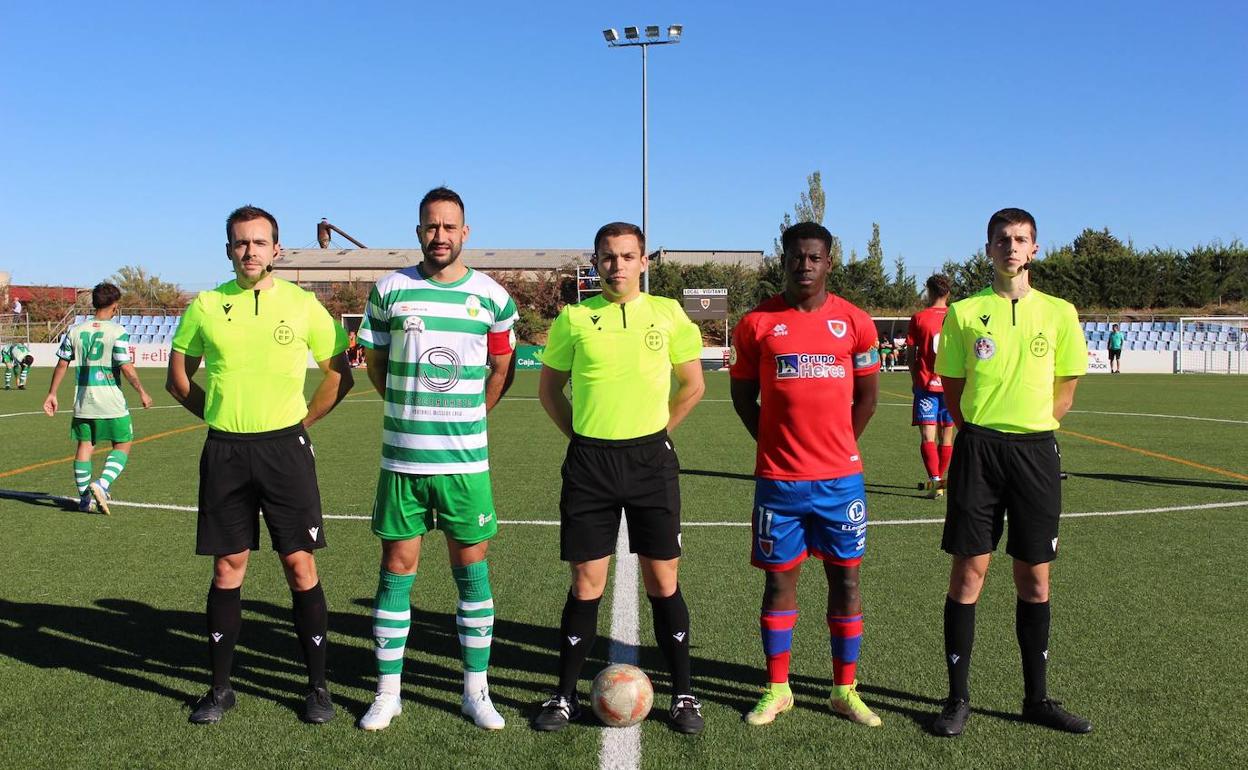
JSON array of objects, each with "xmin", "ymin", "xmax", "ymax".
[
  {"xmin": 935, "ymin": 287, "xmax": 1087, "ymax": 433},
  {"xmin": 542, "ymin": 293, "xmax": 702, "ymax": 440}
]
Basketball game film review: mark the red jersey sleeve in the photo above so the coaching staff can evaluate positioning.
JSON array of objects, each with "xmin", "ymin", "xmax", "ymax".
[
  {"xmin": 730, "ymin": 313, "xmax": 760, "ymax": 380},
  {"xmin": 850, "ymin": 309, "xmax": 881, "ymax": 376}
]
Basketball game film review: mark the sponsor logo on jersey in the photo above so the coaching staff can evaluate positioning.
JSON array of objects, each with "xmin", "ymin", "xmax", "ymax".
[
  {"xmin": 418, "ymin": 347, "xmax": 461, "ymax": 392},
  {"xmin": 403, "ymin": 315, "xmax": 425, "ymax": 334},
  {"xmin": 478, "ymin": 512, "xmax": 494, "ymax": 527},
  {"xmin": 568, "ymin": 635, "xmax": 582, "ymax": 646},
  {"xmin": 846, "ymin": 499, "xmax": 866, "ymax": 523},
  {"xmin": 312, "ymin": 635, "xmax": 324, "ymax": 646},
  {"xmin": 974, "ymin": 337, "xmax": 996, "ymax": 360},
  {"xmin": 729, "ymin": 346, "xmax": 738, "ymax": 366},
  {"xmin": 308, "ymin": 526, "xmax": 320, "ymax": 540},
  {"xmin": 775, "ymin": 353, "xmax": 846, "ymax": 379},
  {"xmin": 827, "ymin": 319, "xmax": 847, "ymax": 338},
  {"xmin": 673, "ymin": 631, "xmax": 687, "ymax": 642},
  {"xmin": 772, "ymin": 323, "xmax": 788, "ymax": 337},
  {"xmin": 222, "ymin": 304, "xmax": 233, "ymax": 316},
  {"xmin": 978, "ymin": 314, "xmax": 991, "ymax": 326}
]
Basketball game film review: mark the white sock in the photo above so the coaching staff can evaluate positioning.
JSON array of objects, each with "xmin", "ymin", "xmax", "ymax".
[
  {"xmin": 377, "ymin": 673, "xmax": 401, "ymax": 697},
  {"xmin": 464, "ymin": 669, "xmax": 488, "ymax": 695}
]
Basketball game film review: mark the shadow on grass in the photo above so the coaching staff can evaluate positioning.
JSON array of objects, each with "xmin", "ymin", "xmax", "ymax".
[
  {"xmin": 0, "ymin": 595, "xmax": 1006, "ymax": 731},
  {"xmin": 1066, "ymin": 471, "xmax": 1248, "ymax": 492},
  {"xmin": 0, "ymin": 488, "xmax": 80, "ymax": 512}
]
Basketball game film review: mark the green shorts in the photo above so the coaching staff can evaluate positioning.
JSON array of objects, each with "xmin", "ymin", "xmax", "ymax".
[
  {"xmin": 371, "ymin": 468, "xmax": 497, "ymax": 545},
  {"xmin": 70, "ymin": 416, "xmax": 133, "ymax": 444}
]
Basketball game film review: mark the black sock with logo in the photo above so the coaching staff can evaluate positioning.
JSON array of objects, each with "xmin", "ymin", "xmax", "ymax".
[
  {"xmin": 557, "ymin": 592, "xmax": 601, "ymax": 698},
  {"xmin": 206, "ymin": 584, "xmax": 242, "ymax": 690},
  {"xmin": 291, "ymin": 582, "xmax": 329, "ymax": 689},
  {"xmin": 944, "ymin": 596, "xmax": 976, "ymax": 701},
  {"xmin": 1016, "ymin": 598, "xmax": 1051, "ymax": 703},
  {"xmin": 649, "ymin": 586, "xmax": 692, "ymax": 695}
]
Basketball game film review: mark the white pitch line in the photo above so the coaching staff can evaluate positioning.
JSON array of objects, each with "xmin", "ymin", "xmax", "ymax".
[
  {"xmin": 600, "ymin": 524, "xmax": 641, "ymax": 770},
  {"xmin": 3, "ymin": 490, "xmax": 1246, "ymax": 524}
]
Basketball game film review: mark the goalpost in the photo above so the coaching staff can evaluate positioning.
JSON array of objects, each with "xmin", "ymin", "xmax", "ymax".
[{"xmin": 1176, "ymin": 316, "xmax": 1247, "ymax": 374}]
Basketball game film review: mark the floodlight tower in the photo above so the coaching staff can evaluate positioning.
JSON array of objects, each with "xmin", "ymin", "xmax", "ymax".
[{"xmin": 601, "ymin": 24, "xmax": 682, "ymax": 293}]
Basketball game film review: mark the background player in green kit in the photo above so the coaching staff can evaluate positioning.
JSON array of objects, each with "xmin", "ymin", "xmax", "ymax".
[
  {"xmin": 930, "ymin": 208, "xmax": 1091, "ymax": 737},
  {"xmin": 167, "ymin": 206, "xmax": 352, "ymax": 725},
  {"xmin": 42, "ymin": 283, "xmax": 153, "ymax": 513},
  {"xmin": 355, "ymin": 188, "xmax": 518, "ymax": 731},
  {"xmin": 2, "ymin": 341, "xmax": 33, "ymax": 389}
]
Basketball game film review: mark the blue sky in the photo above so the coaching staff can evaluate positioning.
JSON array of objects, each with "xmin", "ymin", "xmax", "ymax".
[{"xmin": 2, "ymin": 1, "xmax": 1244, "ymax": 291}]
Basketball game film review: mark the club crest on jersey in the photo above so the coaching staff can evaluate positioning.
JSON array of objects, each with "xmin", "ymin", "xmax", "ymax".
[
  {"xmin": 827, "ymin": 320, "xmax": 848, "ymax": 338},
  {"xmin": 464, "ymin": 295, "xmax": 481, "ymax": 318},
  {"xmin": 974, "ymin": 337, "xmax": 996, "ymax": 360},
  {"xmin": 775, "ymin": 353, "xmax": 846, "ymax": 379}
]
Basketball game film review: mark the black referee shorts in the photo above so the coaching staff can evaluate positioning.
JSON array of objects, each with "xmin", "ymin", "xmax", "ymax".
[
  {"xmin": 559, "ymin": 430, "xmax": 682, "ymax": 562},
  {"xmin": 942, "ymin": 423, "xmax": 1062, "ymax": 565},
  {"xmin": 196, "ymin": 423, "xmax": 327, "ymax": 556}
]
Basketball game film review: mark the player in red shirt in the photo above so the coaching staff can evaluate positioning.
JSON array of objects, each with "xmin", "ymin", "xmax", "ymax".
[
  {"xmin": 906, "ymin": 274, "xmax": 954, "ymax": 498},
  {"xmin": 730, "ymin": 222, "xmax": 882, "ymax": 728}
]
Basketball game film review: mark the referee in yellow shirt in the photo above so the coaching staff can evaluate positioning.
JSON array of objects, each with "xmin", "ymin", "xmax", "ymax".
[
  {"xmin": 532, "ymin": 222, "xmax": 706, "ymax": 734},
  {"xmin": 167, "ymin": 206, "xmax": 352, "ymax": 725},
  {"xmin": 929, "ymin": 208, "xmax": 1091, "ymax": 737}
]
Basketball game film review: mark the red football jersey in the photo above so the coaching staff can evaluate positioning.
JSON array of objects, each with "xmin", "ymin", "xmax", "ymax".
[
  {"xmin": 731, "ymin": 293, "xmax": 881, "ymax": 480},
  {"xmin": 906, "ymin": 306, "xmax": 948, "ymax": 392}
]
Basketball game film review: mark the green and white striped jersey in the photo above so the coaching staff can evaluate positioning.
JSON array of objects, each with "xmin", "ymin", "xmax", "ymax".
[
  {"xmin": 358, "ymin": 266, "xmax": 518, "ymax": 475},
  {"xmin": 2, "ymin": 342, "xmax": 31, "ymax": 361},
  {"xmin": 57, "ymin": 318, "xmax": 132, "ymax": 419}
]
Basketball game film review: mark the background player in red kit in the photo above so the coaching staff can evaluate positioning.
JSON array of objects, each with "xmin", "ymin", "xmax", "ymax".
[
  {"xmin": 730, "ymin": 222, "xmax": 881, "ymax": 727},
  {"xmin": 907, "ymin": 274, "xmax": 955, "ymax": 498}
]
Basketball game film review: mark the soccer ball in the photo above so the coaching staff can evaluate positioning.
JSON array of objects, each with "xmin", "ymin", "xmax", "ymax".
[{"xmin": 590, "ymin": 663, "xmax": 653, "ymax": 728}]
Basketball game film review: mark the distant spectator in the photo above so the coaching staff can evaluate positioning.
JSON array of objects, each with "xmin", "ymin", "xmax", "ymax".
[{"xmin": 1107, "ymin": 324, "xmax": 1123, "ymax": 374}]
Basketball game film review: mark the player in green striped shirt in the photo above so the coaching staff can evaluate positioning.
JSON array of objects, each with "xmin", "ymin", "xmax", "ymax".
[
  {"xmin": 43, "ymin": 283, "xmax": 153, "ymax": 513},
  {"xmin": 356, "ymin": 187, "xmax": 518, "ymax": 731},
  {"xmin": 2, "ymin": 341, "xmax": 33, "ymax": 389}
]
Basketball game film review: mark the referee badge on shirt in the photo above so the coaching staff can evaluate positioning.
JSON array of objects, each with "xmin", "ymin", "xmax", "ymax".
[
  {"xmin": 1030, "ymin": 333, "xmax": 1050, "ymax": 357},
  {"xmin": 644, "ymin": 329, "xmax": 664, "ymax": 351},
  {"xmin": 974, "ymin": 337, "xmax": 996, "ymax": 360}
]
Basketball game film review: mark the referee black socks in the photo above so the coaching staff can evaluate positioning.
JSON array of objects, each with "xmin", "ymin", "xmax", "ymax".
[
  {"xmin": 557, "ymin": 592, "xmax": 601, "ymax": 697},
  {"xmin": 1016, "ymin": 598, "xmax": 1051, "ymax": 703},
  {"xmin": 943, "ymin": 596, "xmax": 976, "ymax": 701},
  {"xmin": 292, "ymin": 582, "xmax": 329, "ymax": 689},
  {"xmin": 206, "ymin": 584, "xmax": 241, "ymax": 690},
  {"xmin": 649, "ymin": 586, "xmax": 692, "ymax": 696}
]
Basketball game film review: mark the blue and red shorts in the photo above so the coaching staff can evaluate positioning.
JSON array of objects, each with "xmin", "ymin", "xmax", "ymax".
[
  {"xmin": 750, "ymin": 475, "xmax": 867, "ymax": 571},
  {"xmin": 912, "ymin": 388, "xmax": 954, "ymax": 427}
]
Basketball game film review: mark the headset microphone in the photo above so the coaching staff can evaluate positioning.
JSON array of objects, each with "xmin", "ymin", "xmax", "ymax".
[
  {"xmin": 265, "ymin": 264, "xmax": 274, "ymax": 273},
  {"xmin": 1022, "ymin": 262, "xmax": 1031, "ymax": 270}
]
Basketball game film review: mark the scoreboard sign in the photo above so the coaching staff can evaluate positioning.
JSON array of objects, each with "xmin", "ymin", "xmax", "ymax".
[{"xmin": 682, "ymin": 288, "xmax": 728, "ymax": 320}]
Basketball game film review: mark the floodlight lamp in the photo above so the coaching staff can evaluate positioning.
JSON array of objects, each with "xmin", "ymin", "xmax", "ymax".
[
  {"xmin": 624, "ymin": 26, "xmax": 639, "ymax": 40},
  {"xmin": 645, "ymin": 25, "xmax": 660, "ymax": 39},
  {"xmin": 602, "ymin": 28, "xmax": 619, "ymax": 43},
  {"xmin": 668, "ymin": 24, "xmax": 683, "ymax": 40}
]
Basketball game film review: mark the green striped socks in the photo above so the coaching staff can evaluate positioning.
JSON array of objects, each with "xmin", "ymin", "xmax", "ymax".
[
  {"xmin": 98, "ymin": 450, "xmax": 128, "ymax": 491},
  {"xmin": 373, "ymin": 570, "xmax": 415, "ymax": 695},
  {"xmin": 453, "ymin": 560, "xmax": 495, "ymax": 683},
  {"xmin": 73, "ymin": 461, "xmax": 92, "ymax": 496}
]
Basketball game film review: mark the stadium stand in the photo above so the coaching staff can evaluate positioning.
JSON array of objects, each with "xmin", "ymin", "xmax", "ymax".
[
  {"xmin": 72, "ymin": 313, "xmax": 181, "ymax": 344},
  {"xmin": 1082, "ymin": 320, "xmax": 1246, "ymax": 351}
]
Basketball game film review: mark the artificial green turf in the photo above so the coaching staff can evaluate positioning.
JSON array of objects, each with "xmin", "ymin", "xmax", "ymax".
[{"xmin": 1, "ymin": 369, "xmax": 1245, "ymax": 768}]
